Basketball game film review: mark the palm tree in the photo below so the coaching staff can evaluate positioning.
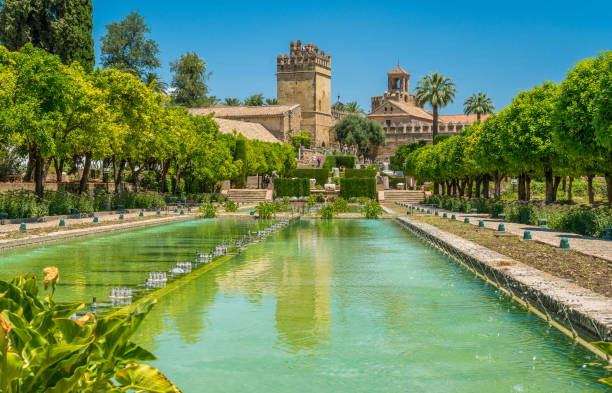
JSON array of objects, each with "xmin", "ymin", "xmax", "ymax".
[
  {"xmin": 244, "ymin": 94, "xmax": 264, "ymax": 106},
  {"xmin": 464, "ymin": 92, "xmax": 494, "ymax": 122},
  {"xmin": 224, "ymin": 98, "xmax": 242, "ymax": 106},
  {"xmin": 143, "ymin": 72, "xmax": 168, "ymax": 94},
  {"xmin": 343, "ymin": 101, "xmax": 366, "ymax": 116},
  {"xmin": 415, "ymin": 72, "xmax": 456, "ymax": 143},
  {"xmin": 265, "ymin": 98, "xmax": 278, "ymax": 105}
]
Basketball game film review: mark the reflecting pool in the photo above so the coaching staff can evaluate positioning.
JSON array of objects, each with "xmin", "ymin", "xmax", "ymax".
[{"xmin": 126, "ymin": 219, "xmax": 609, "ymax": 392}]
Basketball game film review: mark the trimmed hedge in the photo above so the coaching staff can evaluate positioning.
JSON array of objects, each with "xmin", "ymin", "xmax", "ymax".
[
  {"xmin": 274, "ymin": 178, "xmax": 311, "ymax": 198},
  {"xmin": 345, "ymin": 168, "xmax": 377, "ymax": 178},
  {"xmin": 291, "ymin": 168, "xmax": 329, "ymax": 185},
  {"xmin": 323, "ymin": 155, "xmax": 356, "ymax": 169},
  {"xmin": 340, "ymin": 178, "xmax": 376, "ymax": 199}
]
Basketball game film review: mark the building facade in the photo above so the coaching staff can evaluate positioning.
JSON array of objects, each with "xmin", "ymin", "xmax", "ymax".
[
  {"xmin": 277, "ymin": 40, "xmax": 332, "ymax": 147},
  {"xmin": 368, "ymin": 65, "xmax": 488, "ymax": 161}
]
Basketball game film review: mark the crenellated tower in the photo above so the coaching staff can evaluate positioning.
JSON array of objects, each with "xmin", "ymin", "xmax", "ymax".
[{"xmin": 277, "ymin": 40, "xmax": 332, "ymax": 147}]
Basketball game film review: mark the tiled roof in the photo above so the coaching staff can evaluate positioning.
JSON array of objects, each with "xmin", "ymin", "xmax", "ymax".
[
  {"xmin": 387, "ymin": 64, "xmax": 410, "ymax": 75},
  {"xmin": 439, "ymin": 114, "xmax": 491, "ymax": 124},
  {"xmin": 369, "ymin": 100, "xmax": 433, "ymax": 121},
  {"xmin": 214, "ymin": 118, "xmax": 280, "ymax": 143},
  {"xmin": 189, "ymin": 104, "xmax": 299, "ymax": 118}
]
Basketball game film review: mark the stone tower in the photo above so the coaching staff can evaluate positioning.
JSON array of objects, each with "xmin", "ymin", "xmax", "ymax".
[{"xmin": 277, "ymin": 40, "xmax": 332, "ymax": 147}]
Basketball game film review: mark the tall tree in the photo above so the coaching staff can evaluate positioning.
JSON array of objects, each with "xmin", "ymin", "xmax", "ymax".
[
  {"xmin": 342, "ymin": 101, "xmax": 366, "ymax": 116},
  {"xmin": 265, "ymin": 97, "xmax": 277, "ymax": 105},
  {"xmin": 224, "ymin": 97, "xmax": 241, "ymax": 106},
  {"xmin": 99, "ymin": 11, "xmax": 160, "ymax": 79},
  {"xmin": 0, "ymin": 0, "xmax": 94, "ymax": 70},
  {"xmin": 170, "ymin": 51, "xmax": 210, "ymax": 107},
  {"xmin": 243, "ymin": 93, "xmax": 264, "ymax": 106},
  {"xmin": 463, "ymin": 92, "xmax": 494, "ymax": 122},
  {"xmin": 415, "ymin": 72, "xmax": 456, "ymax": 143},
  {"xmin": 143, "ymin": 72, "xmax": 167, "ymax": 94},
  {"xmin": 334, "ymin": 114, "xmax": 385, "ymax": 158}
]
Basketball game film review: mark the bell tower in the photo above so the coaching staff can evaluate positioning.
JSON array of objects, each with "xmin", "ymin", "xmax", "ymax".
[{"xmin": 277, "ymin": 40, "xmax": 332, "ymax": 147}]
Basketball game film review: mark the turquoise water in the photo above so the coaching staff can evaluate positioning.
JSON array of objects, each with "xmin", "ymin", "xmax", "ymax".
[{"xmin": 0, "ymin": 218, "xmax": 609, "ymax": 391}]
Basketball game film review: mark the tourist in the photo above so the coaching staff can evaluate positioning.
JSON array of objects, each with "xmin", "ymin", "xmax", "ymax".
[{"xmin": 317, "ymin": 156, "xmax": 322, "ymax": 167}]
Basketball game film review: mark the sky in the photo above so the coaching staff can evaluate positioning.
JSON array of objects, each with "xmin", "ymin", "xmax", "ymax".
[{"xmin": 92, "ymin": 0, "xmax": 612, "ymax": 114}]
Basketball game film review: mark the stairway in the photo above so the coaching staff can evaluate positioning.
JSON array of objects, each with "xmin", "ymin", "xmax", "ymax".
[
  {"xmin": 381, "ymin": 190, "xmax": 425, "ymax": 203},
  {"xmin": 226, "ymin": 189, "xmax": 271, "ymax": 203}
]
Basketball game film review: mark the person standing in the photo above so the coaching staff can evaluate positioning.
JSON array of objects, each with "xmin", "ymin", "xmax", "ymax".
[{"xmin": 317, "ymin": 156, "xmax": 322, "ymax": 168}]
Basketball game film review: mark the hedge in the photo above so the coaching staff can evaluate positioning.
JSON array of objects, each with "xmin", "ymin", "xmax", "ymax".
[
  {"xmin": 291, "ymin": 168, "xmax": 329, "ymax": 185},
  {"xmin": 340, "ymin": 178, "xmax": 376, "ymax": 199},
  {"xmin": 232, "ymin": 138, "xmax": 247, "ymax": 187},
  {"xmin": 345, "ymin": 168, "xmax": 377, "ymax": 178},
  {"xmin": 274, "ymin": 178, "xmax": 311, "ymax": 198},
  {"xmin": 323, "ymin": 155, "xmax": 356, "ymax": 169}
]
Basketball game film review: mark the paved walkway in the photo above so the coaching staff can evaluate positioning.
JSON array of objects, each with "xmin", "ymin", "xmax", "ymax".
[{"xmin": 385, "ymin": 203, "xmax": 612, "ymax": 263}]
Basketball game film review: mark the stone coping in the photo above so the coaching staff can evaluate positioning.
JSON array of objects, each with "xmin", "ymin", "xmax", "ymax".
[
  {"xmin": 0, "ymin": 215, "xmax": 196, "ymax": 252},
  {"xmin": 394, "ymin": 216, "xmax": 612, "ymax": 359}
]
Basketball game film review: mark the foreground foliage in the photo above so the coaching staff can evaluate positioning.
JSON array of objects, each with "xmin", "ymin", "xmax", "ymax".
[
  {"xmin": 0, "ymin": 269, "xmax": 180, "ymax": 392},
  {"xmin": 361, "ymin": 200, "xmax": 383, "ymax": 219}
]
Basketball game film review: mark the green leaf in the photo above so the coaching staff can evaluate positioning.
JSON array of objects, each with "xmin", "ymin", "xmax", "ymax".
[
  {"xmin": 121, "ymin": 342, "xmax": 157, "ymax": 362},
  {"xmin": 115, "ymin": 364, "xmax": 181, "ymax": 393},
  {"xmin": 591, "ymin": 341, "xmax": 612, "ymax": 356},
  {"xmin": 44, "ymin": 364, "xmax": 88, "ymax": 393},
  {"xmin": 599, "ymin": 377, "xmax": 612, "ymax": 386}
]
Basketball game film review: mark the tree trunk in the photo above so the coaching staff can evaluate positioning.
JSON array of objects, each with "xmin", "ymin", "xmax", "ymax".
[
  {"xmin": 466, "ymin": 178, "xmax": 473, "ymax": 198},
  {"xmin": 562, "ymin": 177, "xmax": 567, "ymax": 193},
  {"xmin": 174, "ymin": 165, "xmax": 182, "ymax": 195},
  {"xmin": 79, "ymin": 152, "xmax": 92, "ymax": 194},
  {"xmin": 432, "ymin": 106, "xmax": 439, "ymax": 143},
  {"xmin": 160, "ymin": 159, "xmax": 171, "ymax": 193},
  {"xmin": 446, "ymin": 180, "xmax": 452, "ymax": 196},
  {"xmin": 53, "ymin": 157, "xmax": 65, "ymax": 182},
  {"xmin": 605, "ymin": 172, "xmax": 612, "ymax": 204},
  {"xmin": 33, "ymin": 148, "xmax": 44, "ymax": 198},
  {"xmin": 587, "ymin": 174, "xmax": 595, "ymax": 204},
  {"xmin": 42, "ymin": 157, "xmax": 52, "ymax": 181},
  {"xmin": 482, "ymin": 174, "xmax": 490, "ymax": 198},
  {"xmin": 433, "ymin": 182, "xmax": 440, "ymax": 195},
  {"xmin": 552, "ymin": 176, "xmax": 562, "ymax": 203},
  {"xmin": 526, "ymin": 174, "xmax": 532, "ymax": 201},
  {"xmin": 518, "ymin": 173, "xmax": 525, "ymax": 201},
  {"xmin": 567, "ymin": 176, "xmax": 574, "ymax": 201},
  {"xmin": 493, "ymin": 170, "xmax": 503, "ymax": 199},
  {"xmin": 544, "ymin": 167, "xmax": 555, "ymax": 204},
  {"xmin": 115, "ymin": 159, "xmax": 126, "ymax": 193},
  {"xmin": 458, "ymin": 178, "xmax": 466, "ymax": 197},
  {"xmin": 452, "ymin": 180, "xmax": 457, "ymax": 196}
]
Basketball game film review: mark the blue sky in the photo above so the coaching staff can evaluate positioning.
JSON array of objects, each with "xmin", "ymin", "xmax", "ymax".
[{"xmin": 92, "ymin": 0, "xmax": 612, "ymax": 114}]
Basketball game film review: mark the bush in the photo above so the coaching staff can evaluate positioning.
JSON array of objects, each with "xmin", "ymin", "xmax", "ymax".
[
  {"xmin": 340, "ymin": 178, "xmax": 376, "ymax": 199},
  {"xmin": 274, "ymin": 178, "xmax": 311, "ymax": 198},
  {"xmin": 199, "ymin": 202, "xmax": 217, "ymax": 218},
  {"xmin": 255, "ymin": 201, "xmax": 276, "ymax": 219},
  {"xmin": 362, "ymin": 200, "xmax": 383, "ymax": 219},
  {"xmin": 345, "ymin": 168, "xmax": 377, "ymax": 178},
  {"xmin": 324, "ymin": 155, "xmax": 356, "ymax": 169},
  {"xmin": 291, "ymin": 168, "xmax": 329, "ymax": 185},
  {"xmin": 332, "ymin": 197, "xmax": 348, "ymax": 213},
  {"xmin": 320, "ymin": 205, "xmax": 336, "ymax": 219},
  {"xmin": 225, "ymin": 200, "xmax": 238, "ymax": 212},
  {"xmin": 233, "ymin": 138, "xmax": 247, "ymax": 187},
  {"xmin": 112, "ymin": 191, "xmax": 166, "ymax": 210}
]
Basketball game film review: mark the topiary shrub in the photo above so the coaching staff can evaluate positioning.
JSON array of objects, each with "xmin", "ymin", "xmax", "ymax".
[
  {"xmin": 291, "ymin": 168, "xmax": 329, "ymax": 185},
  {"xmin": 345, "ymin": 168, "xmax": 377, "ymax": 178},
  {"xmin": 340, "ymin": 178, "xmax": 376, "ymax": 199},
  {"xmin": 274, "ymin": 178, "xmax": 310, "ymax": 198}
]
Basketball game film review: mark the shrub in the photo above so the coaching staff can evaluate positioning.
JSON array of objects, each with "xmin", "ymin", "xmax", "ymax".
[
  {"xmin": 345, "ymin": 168, "xmax": 377, "ymax": 178},
  {"xmin": 291, "ymin": 168, "xmax": 329, "ymax": 185},
  {"xmin": 199, "ymin": 202, "xmax": 217, "ymax": 218},
  {"xmin": 0, "ymin": 270, "xmax": 179, "ymax": 392},
  {"xmin": 232, "ymin": 138, "xmax": 247, "ymax": 187},
  {"xmin": 274, "ymin": 178, "xmax": 311, "ymax": 198},
  {"xmin": 324, "ymin": 155, "xmax": 356, "ymax": 169},
  {"xmin": 362, "ymin": 200, "xmax": 383, "ymax": 219},
  {"xmin": 225, "ymin": 200, "xmax": 238, "ymax": 212},
  {"xmin": 320, "ymin": 205, "xmax": 336, "ymax": 219},
  {"xmin": 340, "ymin": 178, "xmax": 376, "ymax": 199},
  {"xmin": 112, "ymin": 191, "xmax": 165, "ymax": 210},
  {"xmin": 332, "ymin": 197, "xmax": 348, "ymax": 213},
  {"xmin": 255, "ymin": 201, "xmax": 276, "ymax": 219}
]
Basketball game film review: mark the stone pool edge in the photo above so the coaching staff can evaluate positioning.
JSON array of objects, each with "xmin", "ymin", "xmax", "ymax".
[
  {"xmin": 0, "ymin": 214, "xmax": 197, "ymax": 252},
  {"xmin": 394, "ymin": 216, "xmax": 612, "ymax": 362}
]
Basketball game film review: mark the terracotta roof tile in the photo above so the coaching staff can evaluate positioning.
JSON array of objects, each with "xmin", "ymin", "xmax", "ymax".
[
  {"xmin": 439, "ymin": 114, "xmax": 490, "ymax": 123},
  {"xmin": 189, "ymin": 104, "xmax": 299, "ymax": 118},
  {"xmin": 214, "ymin": 118, "xmax": 280, "ymax": 143}
]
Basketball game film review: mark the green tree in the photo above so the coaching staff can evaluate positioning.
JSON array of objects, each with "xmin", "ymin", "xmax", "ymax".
[
  {"xmin": 342, "ymin": 101, "xmax": 366, "ymax": 116},
  {"xmin": 170, "ymin": 51, "xmax": 210, "ymax": 107},
  {"xmin": 0, "ymin": 0, "xmax": 94, "ymax": 70},
  {"xmin": 415, "ymin": 72, "xmax": 456, "ymax": 143},
  {"xmin": 290, "ymin": 131, "xmax": 311, "ymax": 149},
  {"xmin": 224, "ymin": 97, "xmax": 241, "ymax": 106},
  {"xmin": 100, "ymin": 11, "xmax": 160, "ymax": 79},
  {"xmin": 463, "ymin": 92, "xmax": 494, "ymax": 123},
  {"xmin": 265, "ymin": 97, "xmax": 277, "ymax": 105},
  {"xmin": 334, "ymin": 114, "xmax": 385, "ymax": 158},
  {"xmin": 555, "ymin": 51, "xmax": 612, "ymax": 203},
  {"xmin": 244, "ymin": 93, "xmax": 264, "ymax": 106},
  {"xmin": 593, "ymin": 53, "xmax": 612, "ymax": 203},
  {"xmin": 390, "ymin": 141, "xmax": 426, "ymax": 171},
  {"xmin": 143, "ymin": 72, "xmax": 167, "ymax": 94}
]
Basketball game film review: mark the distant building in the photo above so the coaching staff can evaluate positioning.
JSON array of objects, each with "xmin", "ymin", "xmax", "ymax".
[
  {"xmin": 277, "ymin": 40, "xmax": 332, "ymax": 147},
  {"xmin": 188, "ymin": 105, "xmax": 300, "ymax": 143},
  {"xmin": 368, "ymin": 64, "xmax": 489, "ymax": 161}
]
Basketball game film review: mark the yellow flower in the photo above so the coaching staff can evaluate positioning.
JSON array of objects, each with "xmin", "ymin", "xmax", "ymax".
[
  {"xmin": 43, "ymin": 266, "xmax": 59, "ymax": 290},
  {"xmin": 75, "ymin": 313, "xmax": 96, "ymax": 327},
  {"xmin": 0, "ymin": 314, "xmax": 12, "ymax": 336}
]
